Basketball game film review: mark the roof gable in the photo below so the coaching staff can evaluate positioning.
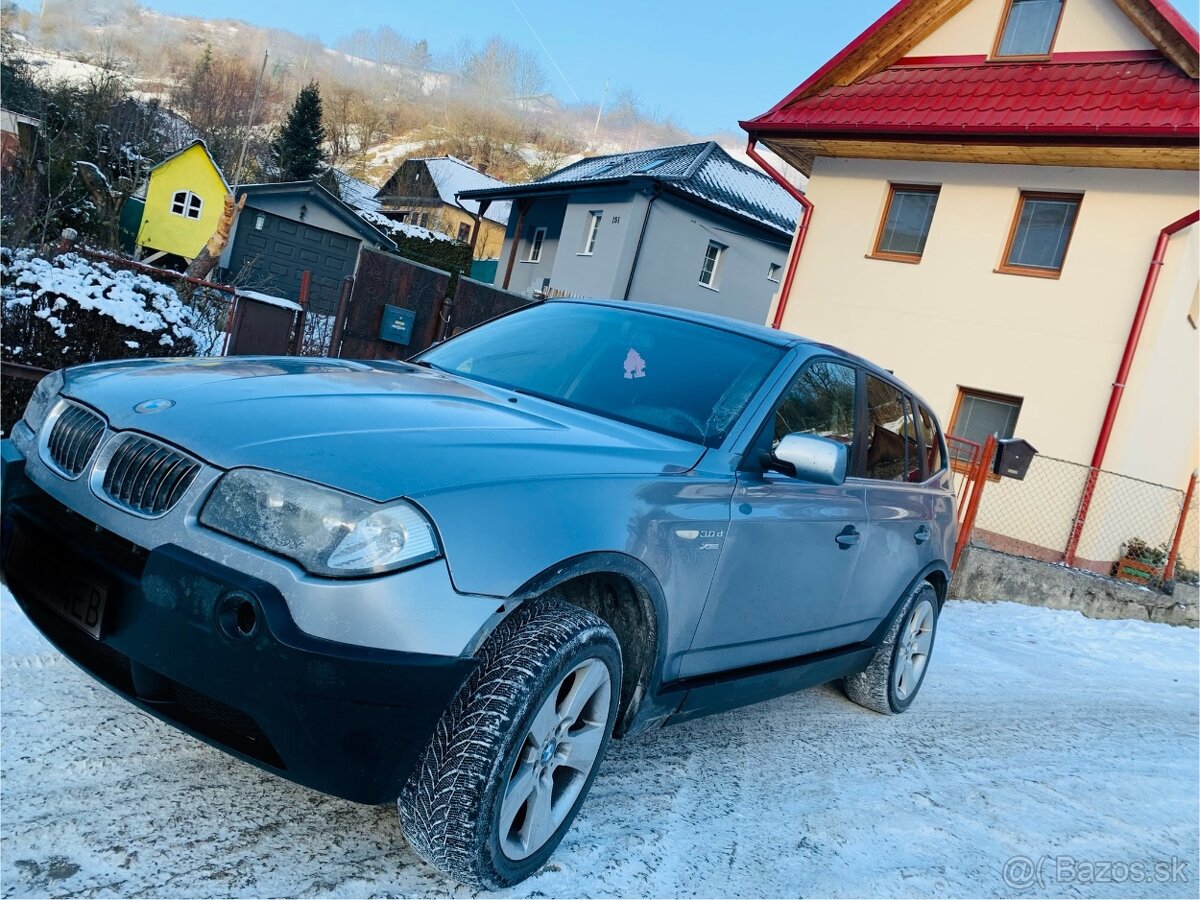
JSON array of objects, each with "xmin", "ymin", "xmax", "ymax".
[
  {"xmin": 742, "ymin": 0, "xmax": 1198, "ymax": 173},
  {"xmin": 753, "ymin": 0, "xmax": 1196, "ymax": 116},
  {"xmin": 458, "ymin": 142, "xmax": 801, "ymax": 236},
  {"xmin": 149, "ymin": 140, "xmax": 230, "ymax": 192},
  {"xmin": 376, "ymin": 156, "xmax": 512, "ymax": 225},
  {"xmin": 236, "ymin": 180, "xmax": 397, "ymax": 252}
]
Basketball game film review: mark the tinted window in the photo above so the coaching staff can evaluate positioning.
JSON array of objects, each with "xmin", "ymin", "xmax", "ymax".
[
  {"xmin": 418, "ymin": 303, "xmax": 784, "ymax": 446},
  {"xmin": 772, "ymin": 361, "xmax": 857, "ymax": 456},
  {"xmin": 917, "ymin": 404, "xmax": 947, "ymax": 475},
  {"xmin": 865, "ymin": 376, "xmax": 921, "ymax": 482}
]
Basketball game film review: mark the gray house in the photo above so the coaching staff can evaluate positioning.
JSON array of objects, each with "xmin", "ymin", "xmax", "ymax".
[
  {"xmin": 457, "ymin": 142, "xmax": 800, "ymax": 324},
  {"xmin": 220, "ymin": 181, "xmax": 396, "ymax": 315}
]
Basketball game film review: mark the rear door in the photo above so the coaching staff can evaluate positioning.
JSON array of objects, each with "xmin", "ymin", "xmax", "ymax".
[
  {"xmin": 840, "ymin": 375, "xmax": 936, "ymax": 633},
  {"xmin": 681, "ymin": 358, "xmax": 868, "ymax": 677}
]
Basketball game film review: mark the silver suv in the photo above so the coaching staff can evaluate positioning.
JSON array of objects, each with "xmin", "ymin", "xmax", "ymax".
[{"xmin": 1, "ymin": 299, "xmax": 955, "ymax": 887}]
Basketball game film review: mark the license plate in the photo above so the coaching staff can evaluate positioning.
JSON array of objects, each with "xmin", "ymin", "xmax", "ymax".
[{"xmin": 8, "ymin": 528, "xmax": 110, "ymax": 639}]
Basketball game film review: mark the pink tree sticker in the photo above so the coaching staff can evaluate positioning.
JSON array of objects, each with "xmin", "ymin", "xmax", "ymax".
[{"xmin": 624, "ymin": 348, "xmax": 646, "ymax": 379}]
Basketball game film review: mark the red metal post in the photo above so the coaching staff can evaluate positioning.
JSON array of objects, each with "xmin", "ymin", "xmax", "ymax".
[
  {"xmin": 1064, "ymin": 209, "xmax": 1199, "ymax": 565},
  {"xmin": 744, "ymin": 140, "xmax": 814, "ymax": 330},
  {"xmin": 952, "ymin": 433, "xmax": 997, "ymax": 571},
  {"xmin": 1164, "ymin": 469, "xmax": 1198, "ymax": 582},
  {"xmin": 291, "ymin": 270, "xmax": 312, "ymax": 356},
  {"xmin": 329, "ymin": 275, "xmax": 354, "ymax": 359}
]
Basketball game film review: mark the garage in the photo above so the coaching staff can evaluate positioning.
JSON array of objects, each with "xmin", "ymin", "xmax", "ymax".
[{"xmin": 223, "ymin": 181, "xmax": 396, "ymax": 316}]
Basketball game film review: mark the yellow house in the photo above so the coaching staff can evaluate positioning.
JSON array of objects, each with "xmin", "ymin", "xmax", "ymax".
[
  {"xmin": 742, "ymin": 0, "xmax": 1198, "ymax": 570},
  {"xmin": 135, "ymin": 140, "xmax": 230, "ymax": 264}
]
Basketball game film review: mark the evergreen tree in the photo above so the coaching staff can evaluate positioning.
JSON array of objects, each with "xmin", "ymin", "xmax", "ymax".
[{"xmin": 272, "ymin": 81, "xmax": 326, "ymax": 181}]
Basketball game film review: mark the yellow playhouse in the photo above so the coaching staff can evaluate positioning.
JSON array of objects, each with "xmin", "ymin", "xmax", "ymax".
[{"xmin": 134, "ymin": 140, "xmax": 230, "ymax": 264}]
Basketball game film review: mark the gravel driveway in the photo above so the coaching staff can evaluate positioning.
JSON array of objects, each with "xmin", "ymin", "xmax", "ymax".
[{"xmin": 2, "ymin": 592, "xmax": 1197, "ymax": 898}]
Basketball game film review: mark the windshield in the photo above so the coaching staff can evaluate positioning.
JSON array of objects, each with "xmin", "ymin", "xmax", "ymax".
[{"xmin": 417, "ymin": 303, "xmax": 785, "ymax": 446}]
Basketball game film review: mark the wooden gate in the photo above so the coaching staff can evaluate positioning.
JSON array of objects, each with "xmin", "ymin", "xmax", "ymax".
[
  {"xmin": 446, "ymin": 277, "xmax": 531, "ymax": 338},
  {"xmin": 336, "ymin": 250, "xmax": 451, "ymax": 359}
]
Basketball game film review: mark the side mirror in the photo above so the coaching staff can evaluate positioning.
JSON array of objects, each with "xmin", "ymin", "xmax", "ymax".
[{"xmin": 770, "ymin": 433, "xmax": 848, "ymax": 485}]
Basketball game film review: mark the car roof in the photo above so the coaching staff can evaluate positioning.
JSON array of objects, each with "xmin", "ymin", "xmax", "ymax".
[{"xmin": 546, "ymin": 297, "xmax": 936, "ymax": 418}]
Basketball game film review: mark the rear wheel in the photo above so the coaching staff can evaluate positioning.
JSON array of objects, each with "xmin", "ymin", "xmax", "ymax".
[
  {"xmin": 844, "ymin": 582, "xmax": 938, "ymax": 714},
  {"xmin": 398, "ymin": 598, "xmax": 621, "ymax": 888}
]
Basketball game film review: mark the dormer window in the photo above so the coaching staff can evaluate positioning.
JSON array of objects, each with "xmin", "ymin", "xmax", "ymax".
[
  {"xmin": 994, "ymin": 0, "xmax": 1064, "ymax": 58},
  {"xmin": 170, "ymin": 190, "xmax": 203, "ymax": 220}
]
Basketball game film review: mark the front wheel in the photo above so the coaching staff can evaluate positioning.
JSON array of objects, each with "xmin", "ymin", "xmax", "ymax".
[
  {"xmin": 843, "ymin": 581, "xmax": 939, "ymax": 714},
  {"xmin": 398, "ymin": 598, "xmax": 621, "ymax": 888}
]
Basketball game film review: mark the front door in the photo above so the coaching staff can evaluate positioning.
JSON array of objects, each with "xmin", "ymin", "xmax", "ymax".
[{"xmin": 681, "ymin": 359, "xmax": 867, "ymax": 678}]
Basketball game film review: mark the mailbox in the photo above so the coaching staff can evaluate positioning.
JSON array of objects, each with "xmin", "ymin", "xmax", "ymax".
[
  {"xmin": 993, "ymin": 437, "xmax": 1037, "ymax": 480},
  {"xmin": 379, "ymin": 304, "xmax": 416, "ymax": 346}
]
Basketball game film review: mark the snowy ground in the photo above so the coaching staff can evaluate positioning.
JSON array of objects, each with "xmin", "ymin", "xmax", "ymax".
[{"xmin": 2, "ymin": 590, "xmax": 1197, "ymax": 899}]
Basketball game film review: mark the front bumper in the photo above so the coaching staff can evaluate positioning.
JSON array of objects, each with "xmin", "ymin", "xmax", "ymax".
[{"xmin": 2, "ymin": 454, "xmax": 480, "ymax": 805}]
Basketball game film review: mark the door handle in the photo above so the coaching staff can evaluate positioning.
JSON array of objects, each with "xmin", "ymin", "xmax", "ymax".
[
  {"xmin": 835, "ymin": 525, "xmax": 861, "ymax": 548},
  {"xmin": 914, "ymin": 525, "xmax": 932, "ymax": 544}
]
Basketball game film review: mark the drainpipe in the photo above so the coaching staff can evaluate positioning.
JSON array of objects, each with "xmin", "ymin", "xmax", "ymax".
[
  {"xmin": 1063, "ymin": 208, "xmax": 1199, "ymax": 566},
  {"xmin": 745, "ymin": 139, "xmax": 814, "ymax": 330},
  {"xmin": 501, "ymin": 199, "xmax": 530, "ymax": 290},
  {"xmin": 622, "ymin": 185, "xmax": 662, "ymax": 300}
]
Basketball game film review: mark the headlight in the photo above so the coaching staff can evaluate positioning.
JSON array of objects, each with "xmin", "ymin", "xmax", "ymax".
[
  {"xmin": 200, "ymin": 469, "xmax": 440, "ymax": 577},
  {"xmin": 23, "ymin": 369, "xmax": 65, "ymax": 433}
]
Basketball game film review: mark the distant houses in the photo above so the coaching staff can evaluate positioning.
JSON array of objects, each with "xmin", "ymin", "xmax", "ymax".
[
  {"xmin": 374, "ymin": 156, "xmax": 512, "ymax": 258},
  {"xmin": 458, "ymin": 141, "xmax": 800, "ymax": 324}
]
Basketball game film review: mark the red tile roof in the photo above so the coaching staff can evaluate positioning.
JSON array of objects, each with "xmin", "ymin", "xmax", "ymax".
[{"xmin": 746, "ymin": 55, "xmax": 1198, "ymax": 141}]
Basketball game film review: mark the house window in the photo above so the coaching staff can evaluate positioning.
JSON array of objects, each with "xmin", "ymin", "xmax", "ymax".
[
  {"xmin": 948, "ymin": 388, "xmax": 1022, "ymax": 467},
  {"xmin": 457, "ymin": 222, "xmax": 471, "ymax": 242},
  {"xmin": 581, "ymin": 211, "xmax": 602, "ymax": 255},
  {"xmin": 170, "ymin": 190, "xmax": 203, "ymax": 220},
  {"xmin": 699, "ymin": 241, "xmax": 725, "ymax": 289},
  {"xmin": 994, "ymin": 0, "xmax": 1064, "ymax": 58},
  {"xmin": 417, "ymin": 212, "xmax": 430, "ymax": 228},
  {"xmin": 872, "ymin": 184, "xmax": 940, "ymax": 262},
  {"xmin": 767, "ymin": 263, "xmax": 782, "ymax": 282},
  {"xmin": 526, "ymin": 226, "xmax": 546, "ymax": 262},
  {"xmin": 999, "ymin": 191, "xmax": 1081, "ymax": 278}
]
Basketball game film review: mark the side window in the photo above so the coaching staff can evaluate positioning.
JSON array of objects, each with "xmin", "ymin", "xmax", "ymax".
[
  {"xmin": 770, "ymin": 360, "xmax": 858, "ymax": 456},
  {"xmin": 865, "ymin": 375, "xmax": 921, "ymax": 482},
  {"xmin": 917, "ymin": 404, "xmax": 947, "ymax": 476}
]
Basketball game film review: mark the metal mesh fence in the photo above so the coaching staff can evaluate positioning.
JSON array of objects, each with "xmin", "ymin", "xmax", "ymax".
[{"xmin": 969, "ymin": 453, "xmax": 1197, "ymax": 583}]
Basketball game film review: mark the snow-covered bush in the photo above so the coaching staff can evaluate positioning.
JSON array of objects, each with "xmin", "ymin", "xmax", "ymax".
[{"xmin": 1, "ymin": 247, "xmax": 200, "ymax": 432}]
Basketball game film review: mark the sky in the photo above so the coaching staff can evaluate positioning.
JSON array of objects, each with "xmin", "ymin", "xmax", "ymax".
[
  {"xmin": 127, "ymin": 0, "xmax": 1200, "ymax": 137},
  {"xmin": 130, "ymin": 0, "xmax": 905, "ymax": 135}
]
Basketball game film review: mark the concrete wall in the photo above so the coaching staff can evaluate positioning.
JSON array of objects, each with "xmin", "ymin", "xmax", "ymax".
[
  {"xmin": 909, "ymin": 0, "xmax": 1154, "ymax": 57},
  {"xmin": 628, "ymin": 194, "xmax": 793, "ymax": 323},
  {"xmin": 549, "ymin": 188, "xmax": 648, "ymax": 299},
  {"xmin": 770, "ymin": 156, "xmax": 1198, "ymax": 490},
  {"xmin": 950, "ymin": 545, "xmax": 1198, "ymax": 627}
]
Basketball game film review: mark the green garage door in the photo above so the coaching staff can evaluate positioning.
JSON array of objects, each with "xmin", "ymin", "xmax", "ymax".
[{"xmin": 228, "ymin": 210, "xmax": 360, "ymax": 315}]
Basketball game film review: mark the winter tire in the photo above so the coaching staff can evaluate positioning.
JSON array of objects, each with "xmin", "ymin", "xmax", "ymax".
[
  {"xmin": 844, "ymin": 581, "xmax": 938, "ymax": 714},
  {"xmin": 397, "ymin": 597, "xmax": 621, "ymax": 888}
]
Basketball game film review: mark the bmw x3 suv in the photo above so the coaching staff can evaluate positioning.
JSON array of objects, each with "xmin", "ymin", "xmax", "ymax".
[{"xmin": 1, "ymin": 299, "xmax": 956, "ymax": 887}]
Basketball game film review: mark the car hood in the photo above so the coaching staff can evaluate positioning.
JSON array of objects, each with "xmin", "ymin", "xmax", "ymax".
[{"xmin": 62, "ymin": 357, "xmax": 703, "ymax": 501}]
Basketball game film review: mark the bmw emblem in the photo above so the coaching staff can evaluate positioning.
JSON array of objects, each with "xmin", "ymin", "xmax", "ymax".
[{"xmin": 134, "ymin": 399, "xmax": 175, "ymax": 414}]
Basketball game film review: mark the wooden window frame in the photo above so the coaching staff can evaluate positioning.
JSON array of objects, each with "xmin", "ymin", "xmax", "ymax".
[
  {"xmin": 996, "ymin": 190, "xmax": 1082, "ymax": 280},
  {"xmin": 525, "ymin": 226, "xmax": 546, "ymax": 262},
  {"xmin": 868, "ymin": 183, "xmax": 940, "ymax": 264},
  {"xmin": 990, "ymin": 0, "xmax": 1067, "ymax": 61},
  {"xmin": 947, "ymin": 387, "xmax": 1023, "ymax": 479}
]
